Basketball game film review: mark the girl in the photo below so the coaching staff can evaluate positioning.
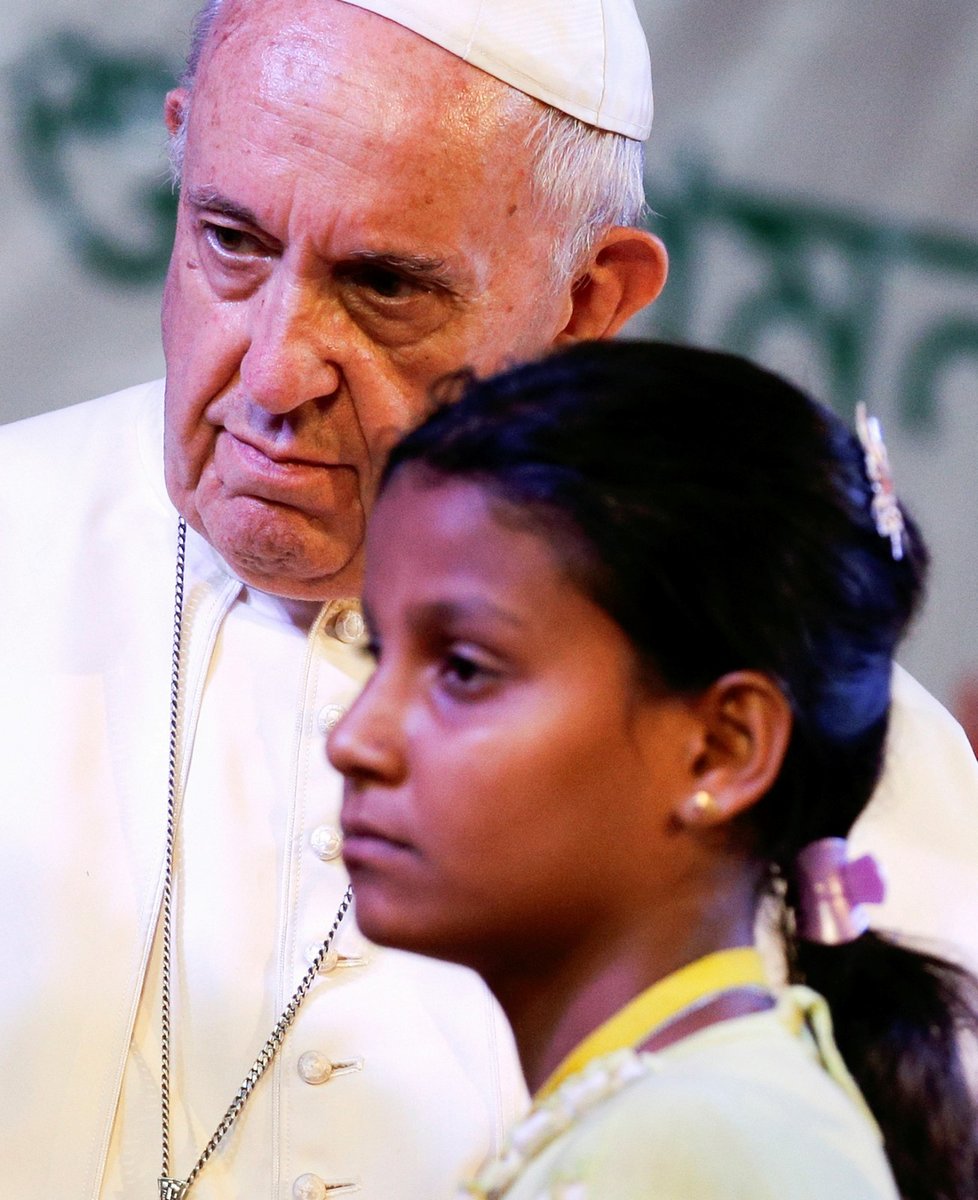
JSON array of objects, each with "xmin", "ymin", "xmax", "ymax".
[{"xmin": 328, "ymin": 341, "xmax": 978, "ymax": 1200}]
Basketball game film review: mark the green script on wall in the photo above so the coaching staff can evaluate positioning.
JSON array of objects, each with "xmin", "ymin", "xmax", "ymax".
[
  {"xmin": 650, "ymin": 156, "xmax": 978, "ymax": 434},
  {"xmin": 13, "ymin": 31, "xmax": 178, "ymax": 284}
]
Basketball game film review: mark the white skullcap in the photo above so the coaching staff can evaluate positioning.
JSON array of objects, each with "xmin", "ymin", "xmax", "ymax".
[{"xmin": 336, "ymin": 0, "xmax": 653, "ymax": 140}]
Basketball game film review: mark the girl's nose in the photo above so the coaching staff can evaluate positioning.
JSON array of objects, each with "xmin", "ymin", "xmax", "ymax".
[{"xmin": 327, "ymin": 677, "xmax": 406, "ymax": 786}]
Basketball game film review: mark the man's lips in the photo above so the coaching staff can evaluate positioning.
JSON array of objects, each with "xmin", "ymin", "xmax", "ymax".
[
  {"xmin": 223, "ymin": 428, "xmax": 343, "ymax": 469},
  {"xmin": 214, "ymin": 429, "xmax": 357, "ymax": 503}
]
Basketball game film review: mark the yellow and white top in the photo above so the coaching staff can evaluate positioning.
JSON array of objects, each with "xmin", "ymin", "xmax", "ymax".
[{"xmin": 461, "ymin": 950, "xmax": 899, "ymax": 1200}]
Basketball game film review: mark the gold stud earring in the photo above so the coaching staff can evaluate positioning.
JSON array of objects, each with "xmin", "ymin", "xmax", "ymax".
[{"xmin": 680, "ymin": 789, "xmax": 720, "ymax": 826}]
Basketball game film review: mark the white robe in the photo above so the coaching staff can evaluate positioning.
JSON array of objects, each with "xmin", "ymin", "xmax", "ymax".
[{"xmin": 0, "ymin": 381, "xmax": 527, "ymax": 1199}]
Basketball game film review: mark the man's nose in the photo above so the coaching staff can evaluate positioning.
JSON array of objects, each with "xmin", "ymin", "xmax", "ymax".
[
  {"xmin": 327, "ymin": 674, "xmax": 406, "ymax": 787},
  {"xmin": 240, "ymin": 270, "xmax": 343, "ymax": 413}
]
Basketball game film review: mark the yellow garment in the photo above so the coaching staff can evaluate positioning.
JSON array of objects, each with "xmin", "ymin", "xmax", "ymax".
[
  {"xmin": 462, "ymin": 958, "xmax": 898, "ymax": 1200},
  {"xmin": 537, "ymin": 947, "xmax": 767, "ymax": 1099}
]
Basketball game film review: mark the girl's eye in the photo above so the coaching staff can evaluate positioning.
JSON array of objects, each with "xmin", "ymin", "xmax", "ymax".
[
  {"xmin": 446, "ymin": 654, "xmax": 481, "ymax": 684},
  {"xmin": 439, "ymin": 649, "xmax": 501, "ymax": 698}
]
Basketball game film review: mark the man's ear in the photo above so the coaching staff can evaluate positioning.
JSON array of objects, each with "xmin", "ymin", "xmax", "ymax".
[
  {"xmin": 164, "ymin": 88, "xmax": 189, "ymax": 137},
  {"xmin": 673, "ymin": 672, "xmax": 792, "ymax": 829},
  {"xmin": 555, "ymin": 227, "xmax": 668, "ymax": 343}
]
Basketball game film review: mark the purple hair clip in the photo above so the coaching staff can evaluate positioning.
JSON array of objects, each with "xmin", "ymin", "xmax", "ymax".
[
  {"xmin": 794, "ymin": 837, "xmax": 886, "ymax": 945},
  {"xmin": 855, "ymin": 403, "xmax": 905, "ymax": 561}
]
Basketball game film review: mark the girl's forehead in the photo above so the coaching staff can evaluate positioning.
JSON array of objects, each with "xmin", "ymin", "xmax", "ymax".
[
  {"xmin": 367, "ymin": 474, "xmax": 532, "ymax": 583},
  {"xmin": 364, "ymin": 473, "xmax": 582, "ymax": 620}
]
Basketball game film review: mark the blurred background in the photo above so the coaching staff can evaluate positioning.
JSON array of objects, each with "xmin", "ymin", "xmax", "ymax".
[{"xmin": 2, "ymin": 0, "xmax": 976, "ymax": 745}]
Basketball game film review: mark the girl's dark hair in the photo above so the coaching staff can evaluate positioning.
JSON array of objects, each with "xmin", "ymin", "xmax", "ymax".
[{"xmin": 382, "ymin": 340, "xmax": 978, "ymax": 1200}]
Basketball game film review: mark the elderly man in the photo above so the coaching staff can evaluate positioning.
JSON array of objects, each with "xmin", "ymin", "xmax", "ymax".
[
  {"xmin": 1, "ymin": 1, "xmax": 976, "ymax": 1198},
  {"xmin": 0, "ymin": 2, "xmax": 664, "ymax": 1198}
]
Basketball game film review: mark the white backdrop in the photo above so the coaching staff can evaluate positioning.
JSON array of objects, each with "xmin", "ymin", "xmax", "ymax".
[{"xmin": 2, "ymin": 1, "xmax": 976, "ymax": 740}]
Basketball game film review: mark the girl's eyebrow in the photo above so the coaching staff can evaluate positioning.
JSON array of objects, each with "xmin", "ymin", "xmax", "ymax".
[
  {"xmin": 410, "ymin": 597, "xmax": 526, "ymax": 629},
  {"xmin": 366, "ymin": 595, "xmax": 528, "ymax": 634}
]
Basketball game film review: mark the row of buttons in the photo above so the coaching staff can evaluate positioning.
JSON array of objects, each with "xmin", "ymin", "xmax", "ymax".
[
  {"xmin": 319, "ymin": 600, "xmax": 356, "ymax": 737},
  {"xmin": 296, "ymin": 646, "xmax": 362, "ymax": 1198}
]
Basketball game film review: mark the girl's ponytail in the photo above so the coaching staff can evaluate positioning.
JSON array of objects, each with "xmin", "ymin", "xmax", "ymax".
[{"xmin": 791, "ymin": 932, "xmax": 978, "ymax": 1200}]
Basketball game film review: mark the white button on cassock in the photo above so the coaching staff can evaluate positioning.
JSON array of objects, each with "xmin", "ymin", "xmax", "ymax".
[
  {"xmin": 296, "ymin": 1050, "xmax": 362, "ymax": 1086},
  {"xmin": 292, "ymin": 1177, "xmax": 359, "ymax": 1199},
  {"xmin": 310, "ymin": 825, "xmax": 343, "ymax": 860},
  {"xmin": 316, "ymin": 704, "xmax": 346, "ymax": 734},
  {"xmin": 297, "ymin": 1050, "xmax": 337, "ymax": 1085},
  {"xmin": 332, "ymin": 608, "xmax": 365, "ymax": 644},
  {"xmin": 307, "ymin": 945, "xmax": 341, "ymax": 974},
  {"xmin": 293, "ymin": 1174, "xmax": 328, "ymax": 1200},
  {"xmin": 304, "ymin": 944, "xmax": 369, "ymax": 975}
]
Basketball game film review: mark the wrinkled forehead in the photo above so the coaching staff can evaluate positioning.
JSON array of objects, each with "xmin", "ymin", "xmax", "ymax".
[
  {"xmin": 184, "ymin": 0, "xmax": 554, "ymax": 295},
  {"xmin": 195, "ymin": 0, "xmax": 537, "ymax": 156}
]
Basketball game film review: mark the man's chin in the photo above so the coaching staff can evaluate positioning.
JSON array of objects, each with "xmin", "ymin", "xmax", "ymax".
[{"xmin": 198, "ymin": 499, "xmax": 365, "ymax": 601}]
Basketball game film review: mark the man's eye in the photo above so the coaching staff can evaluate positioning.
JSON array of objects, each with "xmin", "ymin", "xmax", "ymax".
[
  {"xmin": 337, "ymin": 261, "xmax": 452, "ymax": 344},
  {"xmin": 344, "ymin": 264, "xmax": 427, "ymax": 301},
  {"xmin": 203, "ymin": 223, "xmax": 266, "ymax": 257}
]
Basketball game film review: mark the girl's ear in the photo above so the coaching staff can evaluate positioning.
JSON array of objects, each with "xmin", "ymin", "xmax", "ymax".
[{"xmin": 673, "ymin": 672, "xmax": 792, "ymax": 828}]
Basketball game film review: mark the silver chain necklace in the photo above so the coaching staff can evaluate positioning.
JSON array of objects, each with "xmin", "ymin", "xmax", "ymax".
[{"xmin": 160, "ymin": 516, "xmax": 354, "ymax": 1200}]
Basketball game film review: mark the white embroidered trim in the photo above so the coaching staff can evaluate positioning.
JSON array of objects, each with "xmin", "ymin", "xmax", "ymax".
[{"xmin": 458, "ymin": 1051, "xmax": 650, "ymax": 1200}]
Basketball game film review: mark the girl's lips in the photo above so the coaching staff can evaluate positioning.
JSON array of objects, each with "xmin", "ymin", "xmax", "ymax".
[{"xmin": 341, "ymin": 814, "xmax": 415, "ymax": 865}]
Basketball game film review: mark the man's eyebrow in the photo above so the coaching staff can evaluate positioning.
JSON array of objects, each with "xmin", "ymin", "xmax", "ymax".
[
  {"xmin": 342, "ymin": 250, "xmax": 457, "ymax": 287},
  {"xmin": 182, "ymin": 193, "xmax": 459, "ymax": 286},
  {"xmin": 186, "ymin": 186, "xmax": 262, "ymax": 227}
]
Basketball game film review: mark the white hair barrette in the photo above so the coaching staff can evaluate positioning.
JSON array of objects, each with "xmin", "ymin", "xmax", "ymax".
[{"xmin": 855, "ymin": 403, "xmax": 905, "ymax": 561}]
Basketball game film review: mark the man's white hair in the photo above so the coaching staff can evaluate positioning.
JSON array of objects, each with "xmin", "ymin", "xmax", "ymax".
[{"xmin": 168, "ymin": 0, "xmax": 646, "ymax": 283}]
